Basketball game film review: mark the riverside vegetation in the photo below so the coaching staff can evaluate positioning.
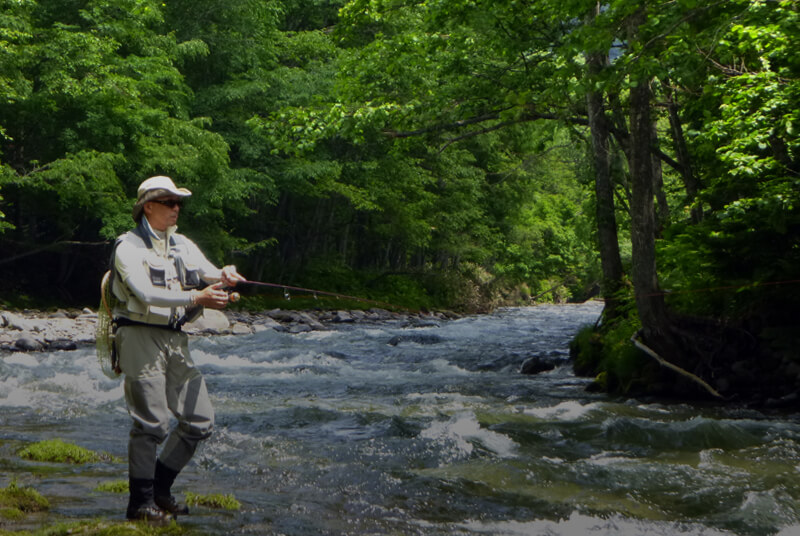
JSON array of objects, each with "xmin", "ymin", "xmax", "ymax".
[
  {"xmin": 1, "ymin": 439, "xmax": 240, "ymax": 535},
  {"xmin": 0, "ymin": 1, "xmax": 797, "ymax": 404}
]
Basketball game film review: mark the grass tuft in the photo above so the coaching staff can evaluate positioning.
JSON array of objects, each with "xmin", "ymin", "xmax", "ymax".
[
  {"xmin": 184, "ymin": 492, "xmax": 241, "ymax": 511},
  {"xmin": 17, "ymin": 439, "xmax": 117, "ymax": 465}
]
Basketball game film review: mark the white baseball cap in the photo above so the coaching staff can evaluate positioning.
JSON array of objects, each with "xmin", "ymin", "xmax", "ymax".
[{"xmin": 132, "ymin": 176, "xmax": 192, "ymax": 221}]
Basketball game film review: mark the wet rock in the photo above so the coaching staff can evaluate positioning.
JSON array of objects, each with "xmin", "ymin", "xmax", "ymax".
[
  {"xmin": 231, "ymin": 323, "xmax": 252, "ymax": 335},
  {"xmin": 367, "ymin": 308, "xmax": 394, "ymax": 321},
  {"xmin": 520, "ymin": 356, "xmax": 557, "ymax": 375},
  {"xmin": 297, "ymin": 312, "xmax": 325, "ymax": 330},
  {"xmin": 333, "ymin": 311, "xmax": 354, "ymax": 323},
  {"xmin": 267, "ymin": 309, "xmax": 303, "ymax": 323},
  {"xmin": 253, "ymin": 317, "xmax": 282, "ymax": 331},
  {"xmin": 48, "ymin": 339, "xmax": 78, "ymax": 351},
  {"xmin": 14, "ymin": 337, "xmax": 44, "ymax": 352},
  {"xmin": 387, "ymin": 333, "xmax": 444, "ymax": 346},
  {"xmin": 288, "ymin": 324, "xmax": 312, "ymax": 334},
  {"xmin": 409, "ymin": 318, "xmax": 441, "ymax": 328}
]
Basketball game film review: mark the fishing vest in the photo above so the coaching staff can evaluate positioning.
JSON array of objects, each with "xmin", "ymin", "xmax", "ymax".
[{"xmin": 110, "ymin": 220, "xmax": 202, "ymax": 328}]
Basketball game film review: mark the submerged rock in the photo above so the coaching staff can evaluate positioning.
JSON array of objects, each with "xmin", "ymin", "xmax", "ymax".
[
  {"xmin": 520, "ymin": 356, "xmax": 557, "ymax": 375},
  {"xmin": 387, "ymin": 333, "xmax": 444, "ymax": 346}
]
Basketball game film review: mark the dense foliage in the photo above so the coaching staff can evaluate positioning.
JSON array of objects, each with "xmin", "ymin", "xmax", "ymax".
[
  {"xmin": 0, "ymin": 1, "xmax": 797, "ymax": 400},
  {"xmin": 0, "ymin": 0, "xmax": 596, "ymax": 309}
]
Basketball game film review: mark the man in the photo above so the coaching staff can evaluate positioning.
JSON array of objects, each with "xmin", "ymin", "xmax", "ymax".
[{"xmin": 110, "ymin": 175, "xmax": 244, "ymax": 522}]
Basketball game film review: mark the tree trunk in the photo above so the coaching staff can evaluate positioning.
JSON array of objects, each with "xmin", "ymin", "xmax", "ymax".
[
  {"xmin": 629, "ymin": 76, "xmax": 670, "ymax": 338},
  {"xmin": 651, "ymin": 121, "xmax": 669, "ymax": 232},
  {"xmin": 586, "ymin": 68, "xmax": 625, "ymax": 319},
  {"xmin": 585, "ymin": 2, "xmax": 625, "ymax": 321}
]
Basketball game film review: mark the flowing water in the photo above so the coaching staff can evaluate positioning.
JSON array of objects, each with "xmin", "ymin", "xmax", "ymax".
[{"xmin": 2, "ymin": 302, "xmax": 800, "ymax": 535}]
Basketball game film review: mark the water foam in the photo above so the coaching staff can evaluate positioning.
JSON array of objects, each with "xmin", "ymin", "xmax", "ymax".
[
  {"xmin": 454, "ymin": 511, "xmax": 736, "ymax": 535},
  {"xmin": 523, "ymin": 400, "xmax": 602, "ymax": 421},
  {"xmin": 420, "ymin": 411, "xmax": 517, "ymax": 459}
]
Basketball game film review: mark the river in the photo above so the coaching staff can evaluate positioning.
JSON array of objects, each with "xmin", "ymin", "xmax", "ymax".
[{"xmin": 2, "ymin": 302, "xmax": 800, "ymax": 535}]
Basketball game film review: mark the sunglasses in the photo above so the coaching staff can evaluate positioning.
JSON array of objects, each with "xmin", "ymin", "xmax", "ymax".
[{"xmin": 151, "ymin": 199, "xmax": 184, "ymax": 209}]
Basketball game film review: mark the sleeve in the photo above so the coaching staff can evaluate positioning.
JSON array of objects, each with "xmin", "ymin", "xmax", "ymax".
[
  {"xmin": 115, "ymin": 240, "xmax": 194, "ymax": 307},
  {"xmin": 184, "ymin": 238, "xmax": 223, "ymax": 283}
]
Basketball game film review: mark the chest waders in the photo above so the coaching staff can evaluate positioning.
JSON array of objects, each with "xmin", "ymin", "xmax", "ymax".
[{"xmin": 100, "ymin": 220, "xmax": 214, "ymax": 522}]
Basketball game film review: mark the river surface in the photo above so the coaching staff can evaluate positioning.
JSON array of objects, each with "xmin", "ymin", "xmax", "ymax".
[{"xmin": 2, "ymin": 302, "xmax": 800, "ymax": 535}]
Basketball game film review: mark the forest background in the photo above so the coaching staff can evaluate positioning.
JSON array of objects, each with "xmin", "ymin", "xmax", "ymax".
[{"xmin": 0, "ymin": 0, "xmax": 797, "ymax": 400}]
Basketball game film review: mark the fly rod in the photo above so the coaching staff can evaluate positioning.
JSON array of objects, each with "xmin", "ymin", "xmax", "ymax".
[{"xmin": 226, "ymin": 280, "xmax": 416, "ymax": 313}]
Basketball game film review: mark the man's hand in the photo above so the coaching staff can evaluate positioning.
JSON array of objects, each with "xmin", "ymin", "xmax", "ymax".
[
  {"xmin": 194, "ymin": 282, "xmax": 229, "ymax": 309},
  {"xmin": 220, "ymin": 265, "xmax": 246, "ymax": 288}
]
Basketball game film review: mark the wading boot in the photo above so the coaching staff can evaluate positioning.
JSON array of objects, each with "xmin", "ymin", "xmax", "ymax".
[
  {"xmin": 154, "ymin": 460, "xmax": 190, "ymax": 516},
  {"xmin": 127, "ymin": 478, "xmax": 173, "ymax": 524}
]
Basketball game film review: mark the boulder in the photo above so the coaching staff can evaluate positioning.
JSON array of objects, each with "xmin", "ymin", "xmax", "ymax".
[
  {"xmin": 333, "ymin": 310, "xmax": 354, "ymax": 323},
  {"xmin": 254, "ymin": 317, "xmax": 282, "ymax": 330},
  {"xmin": 520, "ymin": 356, "xmax": 557, "ymax": 375},
  {"xmin": 297, "ymin": 312, "xmax": 325, "ymax": 330},
  {"xmin": 231, "ymin": 322, "xmax": 252, "ymax": 335},
  {"xmin": 14, "ymin": 337, "xmax": 44, "ymax": 352},
  {"xmin": 3, "ymin": 312, "xmax": 38, "ymax": 332},
  {"xmin": 48, "ymin": 339, "xmax": 78, "ymax": 351},
  {"xmin": 185, "ymin": 309, "xmax": 230, "ymax": 334}
]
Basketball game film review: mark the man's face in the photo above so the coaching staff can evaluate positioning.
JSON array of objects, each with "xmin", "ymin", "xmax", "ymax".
[{"xmin": 144, "ymin": 196, "xmax": 183, "ymax": 231}]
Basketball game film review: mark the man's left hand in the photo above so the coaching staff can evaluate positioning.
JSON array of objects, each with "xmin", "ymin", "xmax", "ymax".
[{"xmin": 221, "ymin": 265, "xmax": 246, "ymax": 287}]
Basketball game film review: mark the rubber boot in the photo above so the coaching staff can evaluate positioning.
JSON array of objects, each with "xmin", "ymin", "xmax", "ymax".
[
  {"xmin": 154, "ymin": 460, "xmax": 190, "ymax": 516},
  {"xmin": 126, "ymin": 478, "xmax": 173, "ymax": 523}
]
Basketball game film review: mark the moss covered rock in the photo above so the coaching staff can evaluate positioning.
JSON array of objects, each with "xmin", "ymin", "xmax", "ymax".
[{"xmin": 17, "ymin": 439, "xmax": 116, "ymax": 465}]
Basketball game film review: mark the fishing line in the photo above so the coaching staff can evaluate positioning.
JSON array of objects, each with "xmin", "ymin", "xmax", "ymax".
[{"xmin": 228, "ymin": 280, "xmax": 419, "ymax": 313}]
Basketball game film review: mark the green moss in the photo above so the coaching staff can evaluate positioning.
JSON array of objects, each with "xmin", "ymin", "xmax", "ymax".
[
  {"xmin": 18, "ymin": 439, "xmax": 117, "ymax": 465},
  {"xmin": 570, "ymin": 325, "xmax": 604, "ymax": 376},
  {"xmin": 570, "ymin": 299, "xmax": 658, "ymax": 396},
  {"xmin": 1, "ymin": 506, "xmax": 26, "ymax": 521},
  {"xmin": 9, "ymin": 520, "xmax": 193, "ymax": 535},
  {"xmin": 94, "ymin": 480, "xmax": 129, "ymax": 494},
  {"xmin": 0, "ymin": 481, "xmax": 49, "ymax": 513},
  {"xmin": 185, "ymin": 491, "xmax": 241, "ymax": 511}
]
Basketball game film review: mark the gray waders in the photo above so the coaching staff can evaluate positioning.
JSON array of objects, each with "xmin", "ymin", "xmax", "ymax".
[{"xmin": 116, "ymin": 324, "xmax": 214, "ymax": 520}]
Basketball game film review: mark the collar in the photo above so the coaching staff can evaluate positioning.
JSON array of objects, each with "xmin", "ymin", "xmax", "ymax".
[{"xmin": 141, "ymin": 217, "xmax": 178, "ymax": 255}]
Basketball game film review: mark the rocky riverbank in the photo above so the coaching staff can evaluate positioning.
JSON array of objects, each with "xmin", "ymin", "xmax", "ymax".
[{"xmin": 0, "ymin": 307, "xmax": 458, "ymax": 354}]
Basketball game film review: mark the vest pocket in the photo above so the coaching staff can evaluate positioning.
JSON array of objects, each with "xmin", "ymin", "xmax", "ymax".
[
  {"xmin": 183, "ymin": 268, "xmax": 201, "ymax": 289},
  {"xmin": 147, "ymin": 259, "xmax": 167, "ymax": 287}
]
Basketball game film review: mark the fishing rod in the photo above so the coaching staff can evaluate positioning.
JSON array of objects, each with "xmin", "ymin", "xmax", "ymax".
[{"xmin": 225, "ymin": 280, "xmax": 416, "ymax": 313}]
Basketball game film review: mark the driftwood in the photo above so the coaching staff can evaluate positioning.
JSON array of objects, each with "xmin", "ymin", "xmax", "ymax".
[{"xmin": 630, "ymin": 329, "xmax": 724, "ymax": 399}]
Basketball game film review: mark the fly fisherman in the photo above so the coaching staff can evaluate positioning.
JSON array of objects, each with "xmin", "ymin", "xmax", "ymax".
[{"xmin": 110, "ymin": 176, "xmax": 244, "ymax": 522}]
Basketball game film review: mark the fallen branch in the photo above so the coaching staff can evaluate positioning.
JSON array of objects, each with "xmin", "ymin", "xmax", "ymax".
[{"xmin": 630, "ymin": 329, "xmax": 724, "ymax": 399}]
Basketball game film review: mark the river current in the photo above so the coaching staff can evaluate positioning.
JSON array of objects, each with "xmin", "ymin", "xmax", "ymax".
[{"xmin": 2, "ymin": 302, "xmax": 800, "ymax": 535}]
